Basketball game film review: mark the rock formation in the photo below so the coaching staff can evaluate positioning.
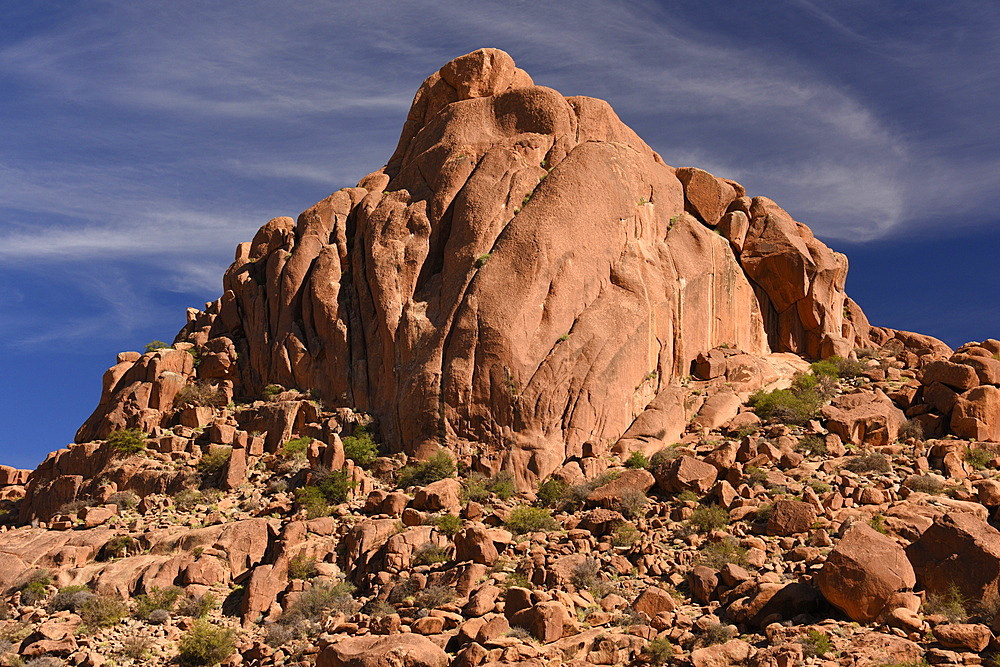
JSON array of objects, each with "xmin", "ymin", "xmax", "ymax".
[{"xmin": 5, "ymin": 48, "xmax": 1000, "ymax": 667}]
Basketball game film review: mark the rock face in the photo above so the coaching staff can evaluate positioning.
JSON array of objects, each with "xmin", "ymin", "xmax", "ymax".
[{"xmin": 75, "ymin": 48, "xmax": 870, "ymax": 487}]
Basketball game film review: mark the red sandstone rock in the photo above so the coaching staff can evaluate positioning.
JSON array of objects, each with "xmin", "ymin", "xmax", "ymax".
[
  {"xmin": 906, "ymin": 512, "xmax": 1000, "ymax": 610},
  {"xmin": 316, "ymin": 633, "xmax": 449, "ymax": 667},
  {"xmin": 815, "ymin": 523, "xmax": 915, "ymax": 623}
]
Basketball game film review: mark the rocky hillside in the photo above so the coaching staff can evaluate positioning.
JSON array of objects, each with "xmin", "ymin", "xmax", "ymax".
[{"xmin": 3, "ymin": 48, "xmax": 1000, "ymax": 667}]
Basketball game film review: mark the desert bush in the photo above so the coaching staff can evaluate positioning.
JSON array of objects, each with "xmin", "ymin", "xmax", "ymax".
[
  {"xmin": 414, "ymin": 585, "xmax": 454, "ymax": 610},
  {"xmin": 570, "ymin": 558, "xmax": 601, "ymax": 589},
  {"xmin": 80, "ymin": 596, "xmax": 127, "ymax": 628},
  {"xmin": 699, "ymin": 537, "xmax": 747, "ymax": 569},
  {"xmin": 536, "ymin": 478, "xmax": 568, "ymax": 507},
  {"xmin": 107, "ymin": 428, "xmax": 148, "ymax": 456},
  {"xmin": 19, "ymin": 581, "xmax": 49, "ymax": 606},
  {"xmin": 397, "ymin": 450, "xmax": 455, "ymax": 488},
  {"xmin": 387, "ymin": 577, "xmax": 421, "ymax": 604},
  {"xmin": 413, "ymin": 543, "xmax": 449, "ymax": 566},
  {"xmin": 119, "ymin": 634, "xmax": 154, "ymax": 660},
  {"xmin": 811, "ymin": 356, "xmax": 867, "ymax": 379},
  {"xmin": 281, "ymin": 580, "xmax": 358, "ymax": 625},
  {"xmin": 905, "ymin": 474, "xmax": 944, "ymax": 495},
  {"xmin": 197, "ymin": 446, "xmax": 232, "ymax": 477},
  {"xmin": 262, "ymin": 384, "xmax": 285, "ymax": 400},
  {"xmin": 462, "ymin": 470, "xmax": 516, "ymax": 502},
  {"xmin": 799, "ymin": 628, "xmax": 834, "ymax": 657},
  {"xmin": 611, "ymin": 522, "xmax": 640, "ymax": 547},
  {"xmin": 964, "ymin": 445, "xmax": 993, "ymax": 470},
  {"xmin": 148, "ymin": 608, "xmax": 171, "ymax": 625},
  {"xmin": 174, "ymin": 488, "xmax": 203, "ymax": 511},
  {"xmin": 562, "ymin": 471, "xmax": 620, "ymax": 511},
  {"xmin": 922, "ymin": 584, "xmax": 968, "ymax": 622},
  {"xmin": 614, "ymin": 488, "xmax": 649, "ymax": 519},
  {"xmin": 461, "ymin": 473, "xmax": 490, "ymax": 502},
  {"xmin": 506, "ymin": 506, "xmax": 559, "ymax": 534},
  {"xmin": 362, "ymin": 599, "xmax": 396, "ymax": 619},
  {"xmin": 646, "ymin": 636, "xmax": 674, "ymax": 664},
  {"xmin": 624, "ymin": 451, "xmax": 650, "ymax": 469},
  {"xmin": 107, "ymin": 490, "xmax": 139, "ymax": 509},
  {"xmin": 135, "ymin": 586, "xmax": 183, "ymax": 620},
  {"xmin": 281, "ymin": 436, "xmax": 311, "ymax": 461},
  {"xmin": 49, "ymin": 585, "xmax": 94, "ymax": 613},
  {"xmin": 177, "ymin": 620, "xmax": 236, "ymax": 666},
  {"xmin": 145, "ymin": 340, "xmax": 170, "ymax": 352},
  {"xmin": 797, "ymin": 434, "xmax": 827, "ymax": 456},
  {"xmin": 688, "ymin": 504, "xmax": 729, "ymax": 533},
  {"xmin": 342, "ymin": 424, "xmax": 379, "ymax": 468},
  {"xmin": 843, "ymin": 453, "xmax": 892, "ymax": 474},
  {"xmin": 295, "ymin": 486, "xmax": 331, "ymax": 519},
  {"xmin": 177, "ymin": 592, "xmax": 217, "ymax": 619},
  {"xmin": 434, "ymin": 514, "xmax": 462, "ymax": 537},
  {"xmin": 486, "ymin": 470, "xmax": 517, "ymax": 500},
  {"xmin": 288, "ymin": 553, "xmax": 319, "ymax": 580},
  {"xmin": 749, "ymin": 370, "xmax": 836, "ymax": 425},
  {"xmin": 265, "ymin": 622, "xmax": 299, "ymax": 646},
  {"xmin": 174, "ymin": 382, "xmax": 227, "ymax": 409},
  {"xmin": 702, "ymin": 622, "xmax": 735, "ymax": 646},
  {"xmin": 57, "ymin": 499, "xmax": 92, "ymax": 515},
  {"xmin": 898, "ymin": 419, "xmax": 925, "ymax": 442}
]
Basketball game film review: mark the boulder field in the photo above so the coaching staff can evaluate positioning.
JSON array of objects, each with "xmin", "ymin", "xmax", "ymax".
[{"xmin": 4, "ymin": 49, "xmax": 1000, "ymax": 667}]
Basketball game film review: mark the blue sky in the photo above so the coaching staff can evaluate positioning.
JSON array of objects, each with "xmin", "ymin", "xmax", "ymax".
[{"xmin": 2, "ymin": 1, "xmax": 998, "ymax": 469}]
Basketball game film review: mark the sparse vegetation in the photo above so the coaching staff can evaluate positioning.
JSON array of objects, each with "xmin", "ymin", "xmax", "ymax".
[
  {"xmin": 810, "ymin": 356, "xmax": 867, "ymax": 380},
  {"xmin": 414, "ymin": 585, "xmax": 454, "ymax": 609},
  {"xmin": 624, "ymin": 451, "xmax": 650, "ymax": 469},
  {"xmin": 749, "ymin": 371, "xmax": 834, "ymax": 424},
  {"xmin": 964, "ymin": 445, "xmax": 993, "ymax": 470},
  {"xmin": 107, "ymin": 428, "xmax": 148, "ymax": 456},
  {"xmin": 646, "ymin": 636, "xmax": 674, "ymax": 664},
  {"xmin": 799, "ymin": 628, "xmax": 834, "ymax": 657},
  {"xmin": 506, "ymin": 505, "xmax": 560, "ymax": 534},
  {"xmin": 475, "ymin": 253, "xmax": 491, "ymax": 268},
  {"xmin": 262, "ymin": 384, "xmax": 285, "ymax": 399},
  {"xmin": 397, "ymin": 449, "xmax": 455, "ymax": 488},
  {"xmin": 905, "ymin": 474, "xmax": 944, "ymax": 495},
  {"xmin": 177, "ymin": 620, "xmax": 236, "ymax": 666},
  {"xmin": 197, "ymin": 446, "xmax": 232, "ymax": 477},
  {"xmin": 688, "ymin": 504, "xmax": 729, "ymax": 533},
  {"xmin": 434, "ymin": 513, "xmax": 462, "ymax": 537},
  {"xmin": 537, "ymin": 478, "xmax": 569, "ymax": 507},
  {"xmin": 295, "ymin": 467, "xmax": 354, "ymax": 518},
  {"xmin": 699, "ymin": 537, "xmax": 748, "ymax": 568},
  {"xmin": 611, "ymin": 522, "xmax": 641, "ymax": 547},
  {"xmin": 288, "ymin": 553, "xmax": 319, "ymax": 580},
  {"xmin": 462, "ymin": 470, "xmax": 516, "ymax": 502},
  {"xmin": 134, "ymin": 586, "xmax": 183, "ymax": 620},
  {"xmin": 413, "ymin": 542, "xmax": 449, "ymax": 566},
  {"xmin": 922, "ymin": 584, "xmax": 968, "ymax": 622},
  {"xmin": 174, "ymin": 382, "xmax": 227, "ymax": 409},
  {"xmin": 614, "ymin": 488, "xmax": 649, "ymax": 519},
  {"xmin": 79, "ymin": 595, "xmax": 127, "ymax": 629},
  {"xmin": 701, "ymin": 622, "xmax": 735, "ymax": 646},
  {"xmin": 342, "ymin": 424, "xmax": 380, "ymax": 467},
  {"xmin": 843, "ymin": 453, "xmax": 892, "ymax": 474},
  {"xmin": 144, "ymin": 340, "xmax": 169, "ymax": 353}
]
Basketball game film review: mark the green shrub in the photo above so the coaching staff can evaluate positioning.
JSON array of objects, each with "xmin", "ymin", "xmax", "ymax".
[
  {"xmin": 869, "ymin": 513, "xmax": 888, "ymax": 534},
  {"xmin": 174, "ymin": 382, "xmax": 227, "ymax": 409},
  {"xmin": 413, "ymin": 543, "xmax": 449, "ymax": 566},
  {"xmin": 487, "ymin": 470, "xmax": 517, "ymax": 500},
  {"xmin": 797, "ymin": 434, "xmax": 827, "ymax": 456},
  {"xmin": 922, "ymin": 584, "xmax": 968, "ymax": 622},
  {"xmin": 570, "ymin": 558, "xmax": 601, "ymax": 589},
  {"xmin": 288, "ymin": 553, "xmax": 318, "ymax": 580},
  {"xmin": 295, "ymin": 486, "xmax": 332, "ymax": 519},
  {"xmin": 749, "ymin": 383, "xmax": 823, "ymax": 425},
  {"xmin": 315, "ymin": 468, "xmax": 353, "ymax": 503},
  {"xmin": 80, "ymin": 596, "xmax": 126, "ymax": 628},
  {"xmin": 624, "ymin": 451, "xmax": 650, "ymax": 469},
  {"xmin": 964, "ymin": 445, "xmax": 993, "ymax": 470},
  {"xmin": 434, "ymin": 514, "xmax": 462, "ymax": 537},
  {"xmin": 262, "ymin": 384, "xmax": 285, "ymax": 399},
  {"xmin": 810, "ymin": 356, "xmax": 867, "ymax": 379},
  {"xmin": 197, "ymin": 447, "xmax": 232, "ymax": 477},
  {"xmin": 343, "ymin": 426, "xmax": 379, "ymax": 468},
  {"xmin": 611, "ymin": 522, "xmax": 640, "ymax": 547},
  {"xmin": 698, "ymin": 537, "xmax": 747, "ymax": 569},
  {"xmin": 462, "ymin": 473, "xmax": 490, "ymax": 502},
  {"xmin": 646, "ymin": 636, "xmax": 674, "ymax": 664},
  {"xmin": 107, "ymin": 428, "xmax": 148, "ymax": 456},
  {"xmin": 135, "ymin": 586, "xmax": 183, "ymax": 620},
  {"xmin": 536, "ymin": 478, "xmax": 568, "ymax": 507},
  {"xmin": 174, "ymin": 489, "xmax": 204, "ymax": 511},
  {"xmin": 177, "ymin": 619, "xmax": 236, "ymax": 666},
  {"xmin": 19, "ymin": 580, "xmax": 49, "ymax": 606},
  {"xmin": 280, "ymin": 580, "xmax": 358, "ymax": 625},
  {"xmin": 898, "ymin": 418, "xmax": 925, "ymax": 442},
  {"xmin": 506, "ymin": 505, "xmax": 559, "ymax": 534},
  {"xmin": 799, "ymin": 628, "xmax": 834, "ymax": 657},
  {"xmin": 120, "ymin": 634, "xmax": 154, "ymax": 660},
  {"xmin": 144, "ymin": 340, "xmax": 169, "ymax": 353},
  {"xmin": 397, "ymin": 450, "xmax": 455, "ymax": 488},
  {"xmin": 688, "ymin": 504, "xmax": 729, "ymax": 533},
  {"xmin": 475, "ymin": 253, "xmax": 491, "ymax": 268},
  {"xmin": 281, "ymin": 436, "xmax": 312, "ymax": 460}
]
